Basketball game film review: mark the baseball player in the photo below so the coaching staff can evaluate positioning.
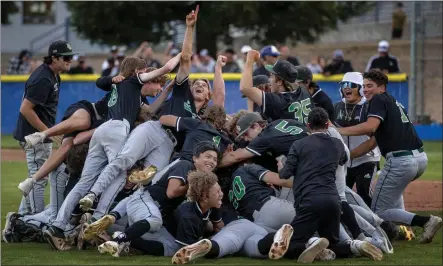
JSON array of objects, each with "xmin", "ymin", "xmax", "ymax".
[
  {"xmin": 97, "ymin": 169, "xmax": 224, "ymax": 258},
  {"xmin": 227, "ymin": 163, "xmax": 294, "ymax": 232},
  {"xmin": 218, "ymin": 112, "xmax": 309, "ymax": 171},
  {"xmin": 334, "ymin": 72, "xmax": 381, "ymax": 206},
  {"xmin": 244, "ymin": 75, "xmax": 270, "ymax": 116},
  {"xmin": 43, "ymin": 56, "xmax": 179, "ymax": 250},
  {"xmin": 13, "ymin": 40, "xmax": 78, "ymax": 215},
  {"xmin": 295, "ymin": 66, "xmax": 335, "ymax": 121},
  {"xmin": 279, "ymin": 107, "xmax": 383, "ymax": 262},
  {"xmin": 240, "ymin": 50, "xmax": 313, "ymax": 125},
  {"xmin": 337, "ymin": 69, "xmax": 442, "ymax": 244}
]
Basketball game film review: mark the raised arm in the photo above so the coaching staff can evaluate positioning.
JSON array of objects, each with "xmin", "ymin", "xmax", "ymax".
[
  {"xmin": 212, "ymin": 55, "xmax": 227, "ymax": 107},
  {"xmin": 133, "ymin": 41, "xmax": 149, "ymax": 58},
  {"xmin": 139, "ymin": 80, "xmax": 174, "ymax": 120},
  {"xmin": 138, "ymin": 53, "xmax": 181, "ymax": 83},
  {"xmin": 240, "ymin": 50, "xmax": 264, "ymax": 106},
  {"xmin": 159, "ymin": 115, "xmax": 179, "ymax": 128},
  {"xmin": 176, "ymin": 5, "xmax": 199, "ymax": 83},
  {"xmin": 96, "ymin": 75, "xmax": 124, "ymax": 91}
]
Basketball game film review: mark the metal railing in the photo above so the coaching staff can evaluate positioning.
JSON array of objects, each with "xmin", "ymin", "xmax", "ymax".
[{"xmin": 29, "ymin": 17, "xmax": 70, "ymax": 53}]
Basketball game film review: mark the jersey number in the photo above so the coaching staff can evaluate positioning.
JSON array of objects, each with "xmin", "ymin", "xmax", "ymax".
[
  {"xmin": 108, "ymin": 84, "xmax": 118, "ymax": 107},
  {"xmin": 396, "ymin": 101, "xmax": 410, "ymax": 123},
  {"xmin": 212, "ymin": 136, "xmax": 221, "ymax": 147},
  {"xmin": 288, "ymin": 98, "xmax": 312, "ymax": 124},
  {"xmin": 274, "ymin": 120, "xmax": 303, "ymax": 135},
  {"xmin": 228, "ymin": 176, "xmax": 245, "ymax": 210}
]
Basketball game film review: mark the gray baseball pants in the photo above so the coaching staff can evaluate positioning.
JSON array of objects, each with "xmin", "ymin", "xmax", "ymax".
[
  {"xmin": 52, "ymin": 119, "xmax": 130, "ymax": 231},
  {"xmin": 371, "ymin": 151, "xmax": 428, "ymax": 225},
  {"xmin": 252, "ymin": 196, "xmax": 295, "ymax": 233},
  {"xmin": 90, "ymin": 121, "xmax": 174, "ymax": 220},
  {"xmin": 210, "ymin": 219, "xmax": 268, "ymax": 258},
  {"xmin": 18, "ymin": 142, "xmax": 52, "ymax": 215}
]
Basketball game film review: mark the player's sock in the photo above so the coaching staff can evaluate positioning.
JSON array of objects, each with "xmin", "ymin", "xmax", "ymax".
[
  {"xmin": 411, "ymin": 215, "xmax": 430, "ymax": 227},
  {"xmin": 257, "ymin": 232, "xmax": 275, "ymax": 255},
  {"xmin": 204, "ymin": 240, "xmax": 220, "ymax": 258},
  {"xmin": 124, "ymin": 220, "xmax": 151, "ymax": 241},
  {"xmin": 131, "ymin": 238, "xmax": 164, "ymax": 256}
]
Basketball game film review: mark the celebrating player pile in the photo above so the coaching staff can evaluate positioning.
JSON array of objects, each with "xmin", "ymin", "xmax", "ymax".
[{"xmin": 3, "ymin": 5, "xmax": 442, "ymax": 264}]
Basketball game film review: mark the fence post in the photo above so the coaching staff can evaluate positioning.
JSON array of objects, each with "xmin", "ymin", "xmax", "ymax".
[{"xmin": 409, "ymin": 2, "xmax": 417, "ymax": 122}]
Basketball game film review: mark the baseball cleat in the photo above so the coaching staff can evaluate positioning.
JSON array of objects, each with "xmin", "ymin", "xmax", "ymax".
[
  {"xmin": 380, "ymin": 221, "xmax": 399, "ymax": 241},
  {"xmin": 98, "ymin": 240, "xmax": 130, "ymax": 257},
  {"xmin": 315, "ymin": 248, "xmax": 336, "ymax": 261},
  {"xmin": 18, "ymin": 178, "xmax": 34, "ymax": 196},
  {"xmin": 43, "ymin": 226, "xmax": 72, "ymax": 251},
  {"xmin": 297, "ymin": 237, "xmax": 329, "ymax": 263},
  {"xmin": 128, "ymin": 165, "xmax": 157, "ymax": 184},
  {"xmin": 2, "ymin": 212, "xmax": 18, "ymax": 243},
  {"xmin": 419, "ymin": 215, "xmax": 443, "ymax": 244},
  {"xmin": 397, "ymin": 225, "xmax": 416, "ymax": 241},
  {"xmin": 172, "ymin": 239, "xmax": 212, "ymax": 264},
  {"xmin": 84, "ymin": 215, "xmax": 115, "ymax": 241},
  {"xmin": 351, "ymin": 240, "xmax": 383, "ymax": 261},
  {"xmin": 268, "ymin": 224, "xmax": 293, "ymax": 260},
  {"xmin": 24, "ymin": 132, "xmax": 46, "ymax": 148},
  {"xmin": 374, "ymin": 227, "xmax": 394, "ymax": 254},
  {"xmin": 79, "ymin": 193, "xmax": 96, "ymax": 212}
]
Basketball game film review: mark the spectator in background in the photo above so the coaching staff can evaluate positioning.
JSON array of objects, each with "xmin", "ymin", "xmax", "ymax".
[
  {"xmin": 306, "ymin": 55, "xmax": 323, "ymax": 74},
  {"xmin": 7, "ymin": 50, "xmax": 32, "ymax": 74},
  {"xmin": 101, "ymin": 57, "xmax": 118, "ymax": 77},
  {"xmin": 279, "ymin": 45, "xmax": 300, "ymax": 66},
  {"xmin": 133, "ymin": 41, "xmax": 161, "ymax": 68},
  {"xmin": 392, "ymin": 2, "xmax": 407, "ymax": 39},
  {"xmin": 253, "ymin": 45, "xmax": 280, "ymax": 76},
  {"xmin": 323, "ymin": 50, "xmax": 353, "ymax": 76},
  {"xmin": 101, "ymin": 45, "xmax": 119, "ymax": 71},
  {"xmin": 365, "ymin": 40, "xmax": 401, "ymax": 74},
  {"xmin": 191, "ymin": 49, "xmax": 216, "ymax": 73},
  {"xmin": 319, "ymin": 56, "xmax": 327, "ymax": 70},
  {"xmin": 238, "ymin": 45, "xmax": 252, "ymax": 71},
  {"xmin": 68, "ymin": 55, "xmax": 94, "ymax": 74},
  {"xmin": 221, "ymin": 48, "xmax": 241, "ymax": 73}
]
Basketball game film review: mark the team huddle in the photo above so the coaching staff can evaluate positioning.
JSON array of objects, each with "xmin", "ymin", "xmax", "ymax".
[{"xmin": 3, "ymin": 6, "xmax": 442, "ymax": 264}]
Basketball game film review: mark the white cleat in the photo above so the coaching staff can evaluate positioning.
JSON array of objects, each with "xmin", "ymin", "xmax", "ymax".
[
  {"xmin": 297, "ymin": 237, "xmax": 329, "ymax": 263},
  {"xmin": 351, "ymin": 240, "xmax": 383, "ymax": 261},
  {"xmin": 24, "ymin": 132, "xmax": 46, "ymax": 148},
  {"xmin": 98, "ymin": 240, "xmax": 130, "ymax": 257},
  {"xmin": 268, "ymin": 224, "xmax": 294, "ymax": 260},
  {"xmin": 18, "ymin": 178, "xmax": 34, "ymax": 196},
  {"xmin": 373, "ymin": 227, "xmax": 394, "ymax": 254},
  {"xmin": 172, "ymin": 239, "xmax": 212, "ymax": 264},
  {"xmin": 315, "ymin": 248, "xmax": 336, "ymax": 261},
  {"xmin": 419, "ymin": 215, "xmax": 443, "ymax": 244},
  {"xmin": 2, "ymin": 212, "xmax": 17, "ymax": 243},
  {"xmin": 79, "ymin": 193, "xmax": 96, "ymax": 212}
]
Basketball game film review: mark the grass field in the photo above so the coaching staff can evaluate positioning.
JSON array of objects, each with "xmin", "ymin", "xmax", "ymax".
[{"xmin": 1, "ymin": 135, "xmax": 442, "ymax": 264}]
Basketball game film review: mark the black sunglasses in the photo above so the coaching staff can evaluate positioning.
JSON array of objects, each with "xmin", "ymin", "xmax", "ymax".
[
  {"xmin": 339, "ymin": 81, "xmax": 361, "ymax": 90},
  {"xmin": 55, "ymin": 55, "xmax": 73, "ymax": 62}
]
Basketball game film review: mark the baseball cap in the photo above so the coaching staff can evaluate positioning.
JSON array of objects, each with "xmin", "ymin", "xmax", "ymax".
[
  {"xmin": 265, "ymin": 60, "xmax": 299, "ymax": 83},
  {"xmin": 294, "ymin": 66, "xmax": 313, "ymax": 82},
  {"xmin": 333, "ymin": 49, "xmax": 344, "ymax": 58},
  {"xmin": 341, "ymin": 72, "xmax": 363, "ymax": 86},
  {"xmin": 48, "ymin": 40, "xmax": 77, "ymax": 56},
  {"xmin": 260, "ymin": 45, "xmax": 280, "ymax": 58},
  {"xmin": 235, "ymin": 112, "xmax": 266, "ymax": 141},
  {"xmin": 378, "ymin": 40, "xmax": 389, "ymax": 52},
  {"xmin": 199, "ymin": 49, "xmax": 209, "ymax": 57},
  {"xmin": 253, "ymin": 75, "xmax": 269, "ymax": 87},
  {"xmin": 241, "ymin": 45, "xmax": 252, "ymax": 54}
]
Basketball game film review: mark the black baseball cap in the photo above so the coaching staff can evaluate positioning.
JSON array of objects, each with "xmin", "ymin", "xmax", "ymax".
[
  {"xmin": 235, "ymin": 112, "xmax": 266, "ymax": 141},
  {"xmin": 48, "ymin": 40, "xmax": 78, "ymax": 57},
  {"xmin": 265, "ymin": 60, "xmax": 299, "ymax": 83},
  {"xmin": 294, "ymin": 66, "xmax": 313, "ymax": 82},
  {"xmin": 241, "ymin": 75, "xmax": 270, "ymax": 98}
]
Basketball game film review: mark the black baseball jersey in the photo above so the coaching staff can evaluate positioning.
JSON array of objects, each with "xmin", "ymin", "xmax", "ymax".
[
  {"xmin": 146, "ymin": 160, "xmax": 195, "ymax": 214},
  {"xmin": 106, "ymin": 74, "xmax": 145, "ymax": 129},
  {"xmin": 171, "ymin": 117, "xmax": 232, "ymax": 162},
  {"xmin": 366, "ymin": 92, "xmax": 423, "ymax": 156},
  {"xmin": 261, "ymin": 87, "xmax": 313, "ymax": 125},
  {"xmin": 311, "ymin": 87, "xmax": 335, "ymax": 122},
  {"xmin": 14, "ymin": 64, "xmax": 61, "ymax": 142},
  {"xmin": 280, "ymin": 133, "xmax": 347, "ymax": 209},
  {"xmin": 246, "ymin": 119, "xmax": 309, "ymax": 158},
  {"xmin": 229, "ymin": 164, "xmax": 275, "ymax": 221},
  {"xmin": 170, "ymin": 201, "xmax": 222, "ymax": 246}
]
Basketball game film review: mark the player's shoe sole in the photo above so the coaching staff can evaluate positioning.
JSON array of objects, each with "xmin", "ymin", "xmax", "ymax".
[
  {"xmin": 315, "ymin": 248, "xmax": 336, "ymax": 261},
  {"xmin": 43, "ymin": 227, "xmax": 71, "ymax": 251},
  {"xmin": 357, "ymin": 241, "xmax": 383, "ymax": 261},
  {"xmin": 397, "ymin": 225, "xmax": 416, "ymax": 241},
  {"xmin": 79, "ymin": 194, "xmax": 95, "ymax": 212},
  {"xmin": 419, "ymin": 215, "xmax": 443, "ymax": 244},
  {"xmin": 84, "ymin": 215, "xmax": 115, "ymax": 241},
  {"xmin": 2, "ymin": 212, "xmax": 17, "ymax": 243},
  {"xmin": 128, "ymin": 165, "xmax": 157, "ymax": 184},
  {"xmin": 297, "ymin": 237, "xmax": 329, "ymax": 263},
  {"xmin": 268, "ymin": 224, "xmax": 293, "ymax": 260},
  {"xmin": 172, "ymin": 239, "xmax": 212, "ymax": 264}
]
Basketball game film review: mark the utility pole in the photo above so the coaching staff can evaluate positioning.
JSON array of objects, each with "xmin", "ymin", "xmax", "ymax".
[{"xmin": 408, "ymin": 2, "xmax": 417, "ymax": 122}]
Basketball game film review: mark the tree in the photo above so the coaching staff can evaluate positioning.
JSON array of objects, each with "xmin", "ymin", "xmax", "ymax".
[
  {"xmin": 1, "ymin": 2, "xmax": 19, "ymax": 25},
  {"xmin": 66, "ymin": 1, "xmax": 374, "ymax": 57}
]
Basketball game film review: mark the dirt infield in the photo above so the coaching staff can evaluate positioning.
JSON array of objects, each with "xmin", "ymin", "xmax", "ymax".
[{"xmin": 1, "ymin": 149, "xmax": 442, "ymax": 211}]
